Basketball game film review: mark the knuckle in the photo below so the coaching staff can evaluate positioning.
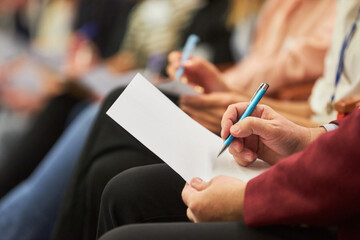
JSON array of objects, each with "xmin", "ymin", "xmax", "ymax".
[
  {"xmin": 188, "ymin": 200, "xmax": 201, "ymax": 214},
  {"xmin": 227, "ymin": 104, "xmax": 236, "ymax": 111},
  {"xmin": 181, "ymin": 190, "xmax": 187, "ymax": 202},
  {"xmin": 236, "ymin": 159, "xmax": 249, "ymax": 167}
]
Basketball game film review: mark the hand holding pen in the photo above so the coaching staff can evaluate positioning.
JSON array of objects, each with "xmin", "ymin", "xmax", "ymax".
[
  {"xmin": 219, "ymin": 86, "xmax": 322, "ymax": 166},
  {"xmin": 174, "ymin": 34, "xmax": 200, "ymax": 81},
  {"xmin": 218, "ymin": 83, "xmax": 269, "ymax": 157},
  {"xmin": 166, "ymin": 34, "xmax": 229, "ymax": 93}
]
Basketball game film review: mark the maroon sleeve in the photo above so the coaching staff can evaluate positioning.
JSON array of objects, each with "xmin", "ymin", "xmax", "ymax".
[{"xmin": 243, "ymin": 109, "xmax": 360, "ymax": 227}]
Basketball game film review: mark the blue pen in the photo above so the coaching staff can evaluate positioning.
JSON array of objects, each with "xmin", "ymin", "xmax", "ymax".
[
  {"xmin": 217, "ymin": 83, "xmax": 269, "ymax": 157},
  {"xmin": 174, "ymin": 34, "xmax": 200, "ymax": 81}
]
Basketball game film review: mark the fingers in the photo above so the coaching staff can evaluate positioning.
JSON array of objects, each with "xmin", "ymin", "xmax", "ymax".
[
  {"xmin": 166, "ymin": 51, "xmax": 182, "ymax": 79},
  {"xmin": 183, "ymin": 178, "xmax": 208, "ymax": 223},
  {"xmin": 183, "ymin": 57, "xmax": 217, "ymax": 78},
  {"xmin": 186, "ymin": 208, "xmax": 197, "ymax": 222},
  {"xmin": 190, "ymin": 177, "xmax": 208, "ymax": 191},
  {"xmin": 168, "ymin": 51, "xmax": 182, "ymax": 63},
  {"xmin": 182, "ymin": 179, "xmax": 208, "ymax": 207},
  {"xmin": 180, "ymin": 93, "xmax": 235, "ymax": 108},
  {"xmin": 221, "ymin": 103, "xmax": 244, "ymax": 139},
  {"xmin": 181, "ymin": 183, "xmax": 192, "ymax": 207},
  {"xmin": 230, "ymin": 116, "xmax": 272, "ymax": 139},
  {"xmin": 180, "ymin": 95, "xmax": 216, "ymax": 108},
  {"xmin": 180, "ymin": 57, "xmax": 227, "ymax": 93},
  {"xmin": 228, "ymin": 139, "xmax": 258, "ymax": 166},
  {"xmin": 221, "ymin": 103, "xmax": 272, "ymax": 140}
]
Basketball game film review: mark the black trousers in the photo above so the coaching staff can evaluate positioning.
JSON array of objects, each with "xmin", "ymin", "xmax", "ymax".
[
  {"xmin": 0, "ymin": 93, "xmax": 85, "ymax": 198},
  {"xmin": 52, "ymin": 87, "xmax": 179, "ymax": 240},
  {"xmin": 98, "ymin": 164, "xmax": 338, "ymax": 240}
]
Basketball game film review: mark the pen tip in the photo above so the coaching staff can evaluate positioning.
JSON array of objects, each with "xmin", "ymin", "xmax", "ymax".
[{"xmin": 217, "ymin": 144, "xmax": 228, "ymax": 158}]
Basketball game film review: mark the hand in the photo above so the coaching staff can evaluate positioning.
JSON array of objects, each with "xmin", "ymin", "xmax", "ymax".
[
  {"xmin": 180, "ymin": 92, "xmax": 248, "ymax": 135},
  {"xmin": 166, "ymin": 51, "xmax": 229, "ymax": 93},
  {"xmin": 182, "ymin": 176, "xmax": 246, "ymax": 222},
  {"xmin": 221, "ymin": 103, "xmax": 325, "ymax": 166},
  {"xmin": 65, "ymin": 34, "xmax": 97, "ymax": 79}
]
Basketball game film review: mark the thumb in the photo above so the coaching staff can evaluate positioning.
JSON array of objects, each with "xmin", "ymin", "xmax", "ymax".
[
  {"xmin": 230, "ymin": 117, "xmax": 273, "ymax": 139},
  {"xmin": 190, "ymin": 177, "xmax": 208, "ymax": 191}
]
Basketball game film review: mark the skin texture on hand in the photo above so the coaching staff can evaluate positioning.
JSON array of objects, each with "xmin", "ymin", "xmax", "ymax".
[
  {"xmin": 166, "ymin": 51, "xmax": 230, "ymax": 93},
  {"xmin": 221, "ymin": 103, "xmax": 325, "ymax": 166},
  {"xmin": 182, "ymin": 176, "xmax": 246, "ymax": 223}
]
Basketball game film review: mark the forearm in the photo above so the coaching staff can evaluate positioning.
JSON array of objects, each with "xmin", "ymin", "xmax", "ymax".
[
  {"xmin": 261, "ymin": 97, "xmax": 313, "ymax": 118},
  {"xmin": 244, "ymin": 110, "xmax": 360, "ymax": 227}
]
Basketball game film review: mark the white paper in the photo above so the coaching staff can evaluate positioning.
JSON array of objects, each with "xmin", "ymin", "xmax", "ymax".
[{"xmin": 107, "ymin": 73, "xmax": 269, "ymax": 182}]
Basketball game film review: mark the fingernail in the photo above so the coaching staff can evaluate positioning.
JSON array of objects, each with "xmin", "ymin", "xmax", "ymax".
[
  {"xmin": 243, "ymin": 152, "xmax": 253, "ymax": 162},
  {"xmin": 190, "ymin": 177, "xmax": 203, "ymax": 186},
  {"xmin": 230, "ymin": 125, "xmax": 240, "ymax": 134}
]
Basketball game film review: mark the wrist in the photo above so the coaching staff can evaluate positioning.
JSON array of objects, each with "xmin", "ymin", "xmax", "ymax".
[
  {"xmin": 308, "ymin": 127, "xmax": 326, "ymax": 144},
  {"xmin": 294, "ymin": 126, "xmax": 325, "ymax": 152},
  {"xmin": 238, "ymin": 181, "xmax": 247, "ymax": 221}
]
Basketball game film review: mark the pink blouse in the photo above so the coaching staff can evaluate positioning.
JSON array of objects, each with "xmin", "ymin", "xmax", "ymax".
[{"xmin": 223, "ymin": 0, "xmax": 336, "ymax": 95}]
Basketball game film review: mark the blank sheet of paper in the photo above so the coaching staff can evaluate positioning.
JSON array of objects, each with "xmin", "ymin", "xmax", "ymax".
[{"xmin": 107, "ymin": 73, "xmax": 269, "ymax": 182}]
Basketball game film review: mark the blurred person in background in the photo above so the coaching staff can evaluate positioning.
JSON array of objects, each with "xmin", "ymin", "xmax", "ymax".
[
  {"xmin": 167, "ymin": 0, "xmax": 336, "ymax": 133},
  {"xmin": 52, "ymin": 1, "xmax": 235, "ymax": 239},
  {"xmin": 0, "ymin": 0, "xmax": 204, "ymax": 198},
  {"xmin": 0, "ymin": 1, "xmax": 206, "ymax": 240},
  {"xmin": 0, "ymin": 0, "xmax": 81, "ymax": 197},
  {"xmin": 168, "ymin": 0, "xmax": 359, "ymax": 130},
  {"xmin": 0, "ymin": 0, "xmax": 137, "ymax": 198},
  {"xmin": 93, "ymin": 2, "xmax": 360, "ymax": 239}
]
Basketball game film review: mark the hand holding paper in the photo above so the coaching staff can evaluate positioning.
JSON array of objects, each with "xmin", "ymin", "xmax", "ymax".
[{"xmin": 107, "ymin": 73, "xmax": 269, "ymax": 182}]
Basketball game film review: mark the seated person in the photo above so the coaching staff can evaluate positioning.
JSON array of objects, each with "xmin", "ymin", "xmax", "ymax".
[
  {"xmin": 52, "ymin": 1, "xmax": 339, "ymax": 239},
  {"xmin": 168, "ymin": 0, "xmax": 360, "ymax": 130},
  {"xmin": 104, "ymin": 0, "xmax": 203, "ymax": 73},
  {"xmin": 96, "ymin": 103, "xmax": 360, "ymax": 240}
]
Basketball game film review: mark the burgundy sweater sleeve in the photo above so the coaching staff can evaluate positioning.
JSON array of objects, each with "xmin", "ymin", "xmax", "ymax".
[{"xmin": 244, "ymin": 109, "xmax": 360, "ymax": 227}]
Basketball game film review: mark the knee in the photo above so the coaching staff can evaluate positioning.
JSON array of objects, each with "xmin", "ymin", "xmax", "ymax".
[
  {"xmin": 101, "ymin": 167, "xmax": 144, "ymax": 208},
  {"xmin": 86, "ymin": 159, "xmax": 115, "ymax": 197}
]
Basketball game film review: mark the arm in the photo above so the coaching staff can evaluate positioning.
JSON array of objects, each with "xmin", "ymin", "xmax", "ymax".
[
  {"xmin": 221, "ymin": 103, "xmax": 324, "ymax": 166},
  {"xmin": 166, "ymin": 51, "xmax": 230, "ymax": 93},
  {"xmin": 244, "ymin": 109, "xmax": 360, "ymax": 227},
  {"xmin": 181, "ymin": 104, "xmax": 331, "ymax": 223}
]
